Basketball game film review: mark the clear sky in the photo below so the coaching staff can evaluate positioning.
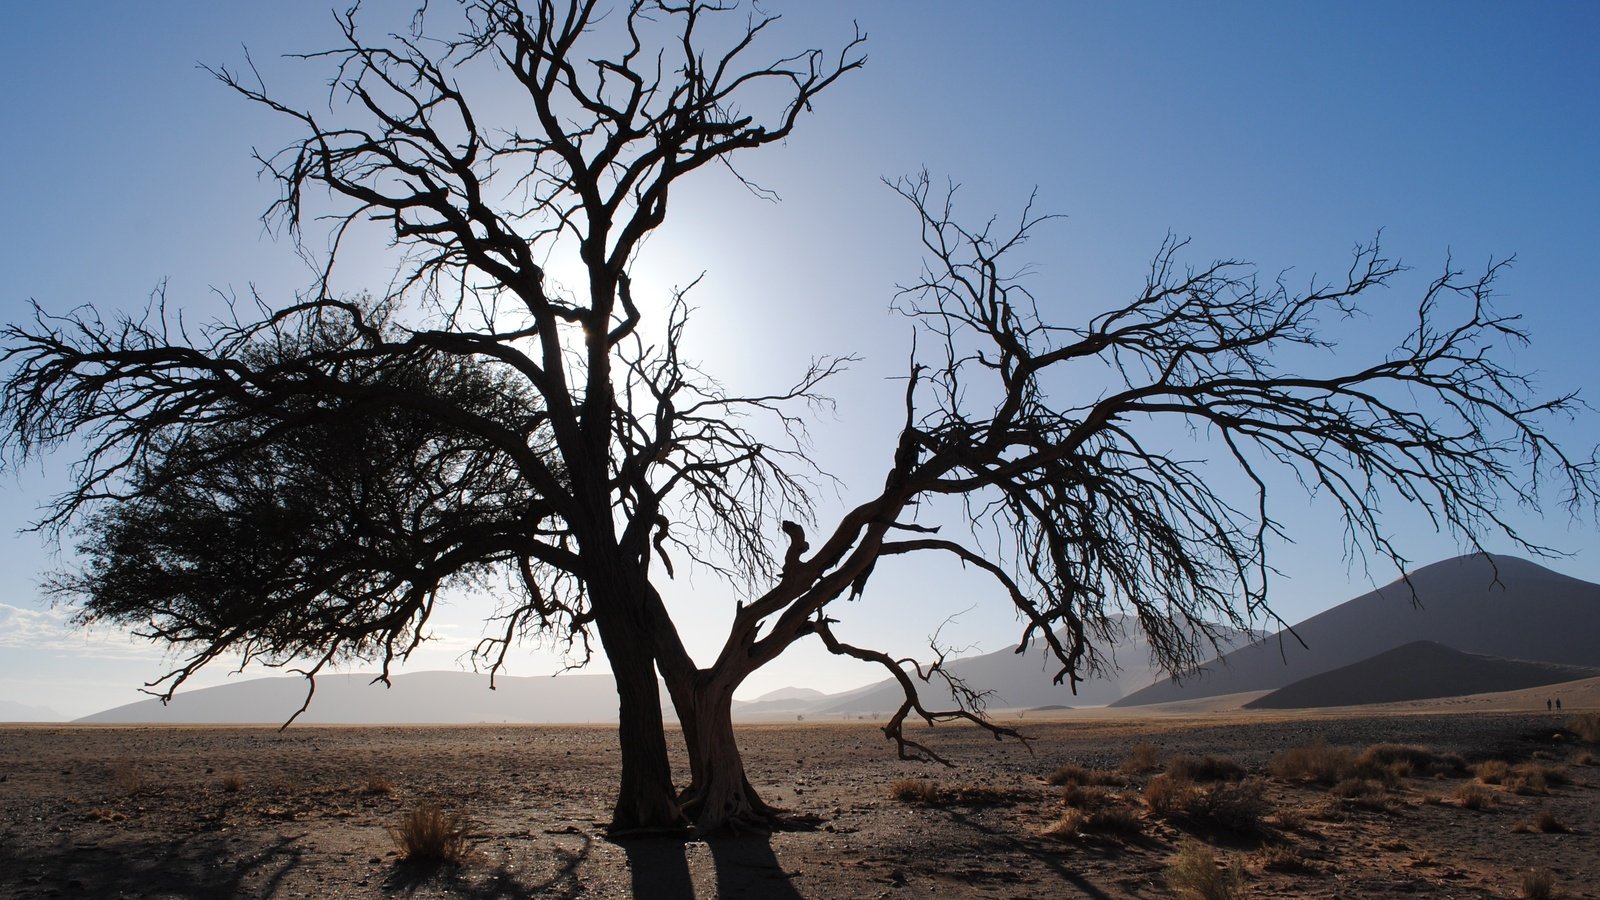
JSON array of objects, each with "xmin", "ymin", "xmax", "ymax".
[{"xmin": 2, "ymin": 2, "xmax": 1598, "ymax": 719}]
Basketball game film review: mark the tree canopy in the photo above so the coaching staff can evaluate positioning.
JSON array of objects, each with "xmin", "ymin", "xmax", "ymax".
[{"xmin": 3, "ymin": 1, "xmax": 1594, "ymax": 834}]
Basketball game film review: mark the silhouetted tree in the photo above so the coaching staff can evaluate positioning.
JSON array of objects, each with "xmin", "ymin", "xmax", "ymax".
[{"xmin": 2, "ymin": 1, "xmax": 1594, "ymax": 834}]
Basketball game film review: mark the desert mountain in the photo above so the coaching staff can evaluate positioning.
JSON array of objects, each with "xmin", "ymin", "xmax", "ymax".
[
  {"xmin": 0, "ymin": 699, "xmax": 64, "ymax": 722},
  {"xmin": 77, "ymin": 671, "xmax": 663, "ymax": 725},
  {"xmin": 814, "ymin": 616, "xmax": 1258, "ymax": 715},
  {"xmin": 1242, "ymin": 640, "xmax": 1600, "ymax": 709},
  {"xmin": 1114, "ymin": 554, "xmax": 1600, "ymax": 708}
]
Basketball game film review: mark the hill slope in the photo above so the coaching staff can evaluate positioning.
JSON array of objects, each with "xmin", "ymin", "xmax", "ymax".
[
  {"xmin": 77, "ymin": 671, "xmax": 658, "ymax": 724},
  {"xmin": 1114, "ymin": 554, "xmax": 1600, "ymax": 708},
  {"xmin": 1242, "ymin": 640, "xmax": 1600, "ymax": 709},
  {"xmin": 818, "ymin": 616, "xmax": 1258, "ymax": 715}
]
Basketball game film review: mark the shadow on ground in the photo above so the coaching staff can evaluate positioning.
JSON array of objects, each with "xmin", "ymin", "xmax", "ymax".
[{"xmin": 623, "ymin": 833, "xmax": 802, "ymax": 899}]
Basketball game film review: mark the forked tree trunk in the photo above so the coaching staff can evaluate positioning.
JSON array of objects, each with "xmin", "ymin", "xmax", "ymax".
[
  {"xmin": 600, "ymin": 624, "xmax": 685, "ymax": 834},
  {"xmin": 675, "ymin": 678, "xmax": 780, "ymax": 833}
]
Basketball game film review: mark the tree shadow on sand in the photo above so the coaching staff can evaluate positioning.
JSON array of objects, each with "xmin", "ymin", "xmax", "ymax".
[
  {"xmin": 622, "ymin": 833, "xmax": 803, "ymax": 899},
  {"xmin": 0, "ymin": 831, "xmax": 307, "ymax": 899},
  {"xmin": 383, "ymin": 831, "xmax": 594, "ymax": 899}
]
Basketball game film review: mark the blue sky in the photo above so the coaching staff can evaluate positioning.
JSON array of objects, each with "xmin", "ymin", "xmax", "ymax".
[{"xmin": 2, "ymin": 2, "xmax": 1597, "ymax": 719}]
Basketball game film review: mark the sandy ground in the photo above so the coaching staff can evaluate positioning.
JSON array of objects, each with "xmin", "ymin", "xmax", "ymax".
[{"xmin": 1, "ymin": 706, "xmax": 1597, "ymax": 898}]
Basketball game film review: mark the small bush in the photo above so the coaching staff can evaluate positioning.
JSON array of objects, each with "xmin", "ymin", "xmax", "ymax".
[
  {"xmin": 1269, "ymin": 740, "xmax": 1355, "ymax": 784},
  {"xmin": 1532, "ymin": 810, "xmax": 1569, "ymax": 833},
  {"xmin": 1188, "ymin": 779, "xmax": 1271, "ymax": 835},
  {"xmin": 1505, "ymin": 769, "xmax": 1549, "ymax": 796},
  {"xmin": 110, "ymin": 761, "xmax": 147, "ymax": 797},
  {"xmin": 1047, "ymin": 763, "xmax": 1123, "ymax": 787},
  {"xmin": 1060, "ymin": 783, "xmax": 1114, "ymax": 810},
  {"xmin": 362, "ymin": 775, "xmax": 397, "ymax": 795},
  {"xmin": 1257, "ymin": 845, "xmax": 1318, "ymax": 874},
  {"xmin": 1567, "ymin": 713, "xmax": 1600, "ymax": 743},
  {"xmin": 1121, "ymin": 742, "xmax": 1162, "ymax": 774},
  {"xmin": 219, "ymin": 772, "xmax": 245, "ymax": 793},
  {"xmin": 1476, "ymin": 759, "xmax": 1511, "ymax": 785},
  {"xmin": 389, "ymin": 804, "xmax": 472, "ymax": 865},
  {"xmin": 1355, "ymin": 743, "xmax": 1464, "ymax": 779},
  {"xmin": 1453, "ymin": 783, "xmax": 1494, "ymax": 810},
  {"xmin": 888, "ymin": 778, "xmax": 941, "ymax": 804},
  {"xmin": 1520, "ymin": 867, "xmax": 1557, "ymax": 900},
  {"xmin": 1146, "ymin": 774, "xmax": 1270, "ymax": 834},
  {"xmin": 1515, "ymin": 763, "xmax": 1569, "ymax": 788},
  {"xmin": 1144, "ymin": 773, "xmax": 1197, "ymax": 818},
  {"xmin": 1041, "ymin": 804, "xmax": 1142, "ymax": 839},
  {"xmin": 1572, "ymin": 751, "xmax": 1594, "ymax": 766},
  {"xmin": 1167, "ymin": 754, "xmax": 1246, "ymax": 783},
  {"xmin": 1166, "ymin": 839, "xmax": 1245, "ymax": 900},
  {"xmin": 1329, "ymin": 777, "xmax": 1387, "ymax": 810}
]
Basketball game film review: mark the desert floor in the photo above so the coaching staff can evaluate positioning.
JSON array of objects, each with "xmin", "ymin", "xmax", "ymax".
[{"xmin": 1, "ymin": 709, "xmax": 1596, "ymax": 898}]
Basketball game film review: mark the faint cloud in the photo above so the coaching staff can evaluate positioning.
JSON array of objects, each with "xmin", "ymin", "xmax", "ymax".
[{"xmin": 0, "ymin": 602, "xmax": 162, "ymax": 659}]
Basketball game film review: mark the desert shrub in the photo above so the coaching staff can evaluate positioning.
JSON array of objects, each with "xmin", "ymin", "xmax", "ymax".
[
  {"xmin": 1187, "ymin": 779, "xmax": 1271, "ymax": 835},
  {"xmin": 1355, "ymin": 743, "xmax": 1465, "ymax": 779},
  {"xmin": 1505, "ymin": 769, "xmax": 1549, "ymax": 796},
  {"xmin": 1271, "ymin": 805, "xmax": 1307, "ymax": 832},
  {"xmin": 1042, "ymin": 804, "xmax": 1142, "ymax": 839},
  {"xmin": 110, "ymin": 761, "xmax": 147, "ymax": 796},
  {"xmin": 1041, "ymin": 807, "xmax": 1089, "ymax": 838},
  {"xmin": 1520, "ymin": 867, "xmax": 1557, "ymax": 900},
  {"xmin": 1121, "ymin": 742, "xmax": 1162, "ymax": 774},
  {"xmin": 389, "ymin": 804, "xmax": 472, "ymax": 865},
  {"xmin": 1567, "ymin": 713, "xmax": 1600, "ymax": 743},
  {"xmin": 220, "ymin": 772, "xmax": 245, "ymax": 793},
  {"xmin": 362, "ymin": 775, "xmax": 397, "ymax": 795},
  {"xmin": 1516, "ymin": 763, "xmax": 1569, "ymax": 787},
  {"xmin": 1453, "ymin": 783, "xmax": 1494, "ymax": 810},
  {"xmin": 1269, "ymin": 740, "xmax": 1355, "ymax": 784},
  {"xmin": 888, "ymin": 778, "xmax": 941, "ymax": 804},
  {"xmin": 1047, "ymin": 763, "xmax": 1123, "ymax": 787},
  {"xmin": 1533, "ymin": 810, "xmax": 1568, "ymax": 833},
  {"xmin": 1144, "ymin": 773, "xmax": 1197, "ymax": 817},
  {"xmin": 1147, "ymin": 774, "xmax": 1270, "ymax": 834},
  {"xmin": 1329, "ymin": 777, "xmax": 1387, "ymax": 810},
  {"xmin": 1257, "ymin": 845, "xmax": 1318, "ymax": 874},
  {"xmin": 1475, "ymin": 759, "xmax": 1511, "ymax": 785},
  {"xmin": 1060, "ymin": 783, "xmax": 1114, "ymax": 810},
  {"xmin": 1166, "ymin": 839, "xmax": 1245, "ymax": 900},
  {"xmin": 1572, "ymin": 751, "xmax": 1594, "ymax": 766},
  {"xmin": 1167, "ymin": 754, "xmax": 1246, "ymax": 783}
]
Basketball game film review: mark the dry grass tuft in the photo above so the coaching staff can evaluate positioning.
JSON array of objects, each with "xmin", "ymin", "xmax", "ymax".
[
  {"xmin": 1530, "ymin": 810, "xmax": 1569, "ymax": 833},
  {"xmin": 1567, "ymin": 713, "xmax": 1600, "ymax": 743},
  {"xmin": 1166, "ymin": 839, "xmax": 1245, "ymax": 900},
  {"xmin": 1167, "ymin": 754, "xmax": 1246, "ymax": 783},
  {"xmin": 85, "ymin": 807, "xmax": 127, "ymax": 823},
  {"xmin": 1476, "ymin": 759, "xmax": 1511, "ymax": 785},
  {"xmin": 1257, "ymin": 844, "xmax": 1319, "ymax": 874},
  {"xmin": 1145, "ymin": 774, "xmax": 1270, "ymax": 835},
  {"xmin": 1041, "ymin": 804, "xmax": 1142, "ymax": 839},
  {"xmin": 1120, "ymin": 742, "xmax": 1162, "ymax": 774},
  {"xmin": 1572, "ymin": 751, "xmax": 1595, "ymax": 766},
  {"xmin": 888, "ymin": 778, "xmax": 941, "ymax": 804},
  {"xmin": 362, "ymin": 775, "xmax": 397, "ymax": 795},
  {"xmin": 1329, "ymin": 777, "xmax": 1388, "ymax": 810},
  {"xmin": 389, "ymin": 804, "xmax": 473, "ymax": 865},
  {"xmin": 219, "ymin": 772, "xmax": 245, "ymax": 793},
  {"xmin": 1519, "ymin": 867, "xmax": 1558, "ymax": 900},
  {"xmin": 1269, "ymin": 740, "xmax": 1356, "ymax": 784},
  {"xmin": 1060, "ymin": 783, "xmax": 1114, "ymax": 810},
  {"xmin": 1453, "ymin": 783, "xmax": 1494, "ymax": 810},
  {"xmin": 1356, "ymin": 743, "xmax": 1464, "ymax": 778},
  {"xmin": 110, "ymin": 761, "xmax": 148, "ymax": 797},
  {"xmin": 1046, "ymin": 763, "xmax": 1124, "ymax": 787}
]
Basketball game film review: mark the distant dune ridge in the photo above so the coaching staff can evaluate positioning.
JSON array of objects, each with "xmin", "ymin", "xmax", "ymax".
[
  {"xmin": 1114, "ymin": 553, "xmax": 1600, "ymax": 708},
  {"xmin": 69, "ymin": 553, "xmax": 1600, "ymax": 723},
  {"xmin": 812, "ymin": 615, "xmax": 1258, "ymax": 716},
  {"xmin": 1242, "ymin": 640, "xmax": 1600, "ymax": 709}
]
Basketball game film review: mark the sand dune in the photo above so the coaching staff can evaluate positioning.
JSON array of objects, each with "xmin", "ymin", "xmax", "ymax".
[
  {"xmin": 1115, "ymin": 554, "xmax": 1600, "ymax": 708},
  {"xmin": 1243, "ymin": 640, "xmax": 1600, "ymax": 709}
]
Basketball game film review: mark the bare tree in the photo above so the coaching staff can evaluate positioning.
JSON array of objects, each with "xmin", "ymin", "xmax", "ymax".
[{"xmin": 2, "ymin": 0, "xmax": 1594, "ymax": 835}]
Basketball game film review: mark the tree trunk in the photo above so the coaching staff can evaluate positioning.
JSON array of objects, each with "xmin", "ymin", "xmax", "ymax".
[
  {"xmin": 598, "ymin": 620, "xmax": 686, "ymax": 834},
  {"xmin": 676, "ymin": 678, "xmax": 780, "ymax": 833}
]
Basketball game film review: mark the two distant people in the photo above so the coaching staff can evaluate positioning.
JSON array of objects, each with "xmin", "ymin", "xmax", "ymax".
[{"xmin": 1546, "ymin": 698, "xmax": 1562, "ymax": 711}]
